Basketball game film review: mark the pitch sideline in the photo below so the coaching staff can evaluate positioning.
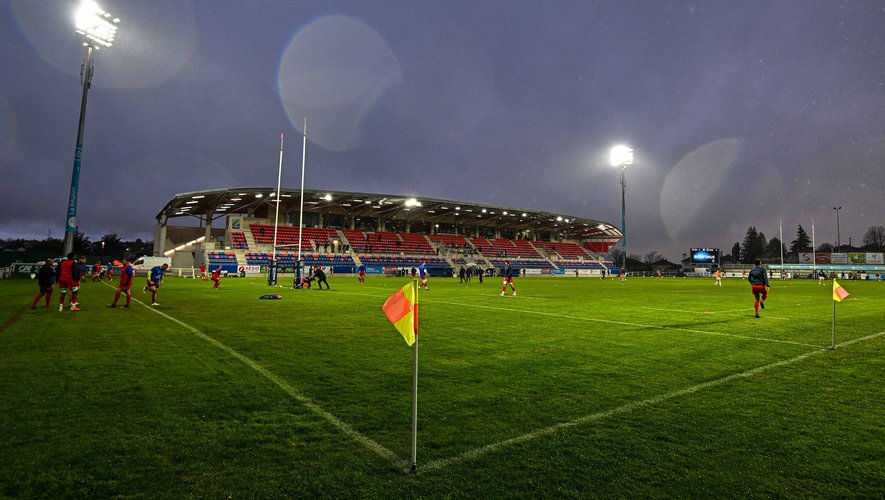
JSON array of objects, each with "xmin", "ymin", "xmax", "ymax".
[
  {"xmin": 420, "ymin": 330, "xmax": 885, "ymax": 473},
  {"xmin": 100, "ymin": 283, "xmax": 410, "ymax": 471}
]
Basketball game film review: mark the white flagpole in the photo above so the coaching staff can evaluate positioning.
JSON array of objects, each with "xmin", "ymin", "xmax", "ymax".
[
  {"xmin": 410, "ymin": 276, "xmax": 419, "ymax": 475},
  {"xmin": 297, "ymin": 118, "xmax": 307, "ymax": 262},
  {"xmin": 268, "ymin": 133, "xmax": 284, "ymax": 286},
  {"xmin": 831, "ymin": 299, "xmax": 837, "ymax": 349},
  {"xmin": 811, "ymin": 218, "xmax": 816, "ymax": 275},
  {"xmin": 272, "ymin": 133, "xmax": 284, "ymax": 263},
  {"xmin": 295, "ymin": 118, "xmax": 307, "ymax": 288},
  {"xmin": 779, "ymin": 219, "xmax": 784, "ymax": 278}
]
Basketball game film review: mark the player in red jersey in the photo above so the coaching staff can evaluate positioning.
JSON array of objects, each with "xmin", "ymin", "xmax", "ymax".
[
  {"xmin": 211, "ymin": 267, "xmax": 222, "ymax": 288},
  {"xmin": 107, "ymin": 259, "xmax": 135, "ymax": 308},
  {"xmin": 91, "ymin": 260, "xmax": 103, "ymax": 282},
  {"xmin": 56, "ymin": 253, "xmax": 82, "ymax": 311},
  {"xmin": 200, "ymin": 263, "xmax": 208, "ymax": 281}
]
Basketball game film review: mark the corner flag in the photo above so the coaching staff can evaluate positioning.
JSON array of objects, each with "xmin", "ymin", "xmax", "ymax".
[
  {"xmin": 831, "ymin": 279, "xmax": 850, "ymax": 350},
  {"xmin": 381, "ymin": 279, "xmax": 422, "ymax": 473},
  {"xmin": 382, "ymin": 282, "xmax": 418, "ymax": 346},
  {"xmin": 832, "ymin": 280, "xmax": 850, "ymax": 302}
]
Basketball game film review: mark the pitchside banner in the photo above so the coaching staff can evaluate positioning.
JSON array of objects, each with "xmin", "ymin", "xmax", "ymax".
[
  {"xmin": 799, "ymin": 253, "xmax": 814, "ymax": 264},
  {"xmin": 849, "ymin": 253, "xmax": 866, "ymax": 264},
  {"xmin": 830, "ymin": 253, "xmax": 849, "ymax": 264},
  {"xmin": 816, "ymin": 253, "xmax": 831, "ymax": 264},
  {"xmin": 868, "ymin": 253, "xmax": 884, "ymax": 264}
]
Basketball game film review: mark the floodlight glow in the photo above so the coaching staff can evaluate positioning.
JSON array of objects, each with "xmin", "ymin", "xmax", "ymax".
[
  {"xmin": 609, "ymin": 145, "xmax": 634, "ymax": 167},
  {"xmin": 323, "ymin": 194, "xmax": 333, "ymax": 201},
  {"xmin": 503, "ymin": 211, "xmax": 508, "ymax": 215},
  {"xmin": 556, "ymin": 216, "xmax": 563, "ymax": 221},
  {"xmin": 75, "ymin": 0, "xmax": 119, "ymax": 48},
  {"xmin": 405, "ymin": 198, "xmax": 420, "ymax": 207},
  {"xmin": 255, "ymin": 193, "xmax": 264, "ymax": 198}
]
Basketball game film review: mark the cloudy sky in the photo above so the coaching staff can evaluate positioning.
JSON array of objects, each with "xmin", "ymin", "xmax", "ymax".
[{"xmin": 2, "ymin": 0, "xmax": 883, "ymax": 261}]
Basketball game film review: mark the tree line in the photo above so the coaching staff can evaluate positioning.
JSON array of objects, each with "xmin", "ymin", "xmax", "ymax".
[
  {"xmin": 0, "ymin": 230, "xmax": 153, "ymax": 261},
  {"xmin": 731, "ymin": 224, "xmax": 884, "ymax": 264},
  {"xmin": 604, "ymin": 224, "xmax": 884, "ymax": 268}
]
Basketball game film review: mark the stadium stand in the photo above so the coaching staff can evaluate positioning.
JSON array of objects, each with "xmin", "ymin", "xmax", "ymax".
[
  {"xmin": 488, "ymin": 258, "xmax": 553, "ymax": 270},
  {"xmin": 342, "ymin": 229, "xmax": 368, "ymax": 252},
  {"xmin": 554, "ymin": 260, "xmax": 605, "ymax": 269},
  {"xmin": 470, "ymin": 237, "xmax": 542, "ymax": 259},
  {"xmin": 208, "ymin": 251, "xmax": 239, "ymax": 272},
  {"xmin": 360, "ymin": 255, "xmax": 451, "ymax": 275},
  {"xmin": 398, "ymin": 232, "xmax": 435, "ymax": 255},
  {"xmin": 244, "ymin": 252, "xmax": 356, "ymax": 271},
  {"xmin": 532, "ymin": 240, "xmax": 591, "ymax": 260},
  {"xmin": 429, "ymin": 233, "xmax": 469, "ymax": 248},
  {"xmin": 231, "ymin": 231, "xmax": 248, "ymax": 249}
]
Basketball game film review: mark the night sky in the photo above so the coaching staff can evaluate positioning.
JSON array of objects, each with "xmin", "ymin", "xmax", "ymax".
[{"xmin": 2, "ymin": 0, "xmax": 883, "ymax": 261}]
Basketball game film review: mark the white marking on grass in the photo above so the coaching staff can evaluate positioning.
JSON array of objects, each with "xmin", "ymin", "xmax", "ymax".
[
  {"xmin": 641, "ymin": 306, "xmax": 790, "ymax": 321},
  {"xmin": 420, "ymin": 330, "xmax": 885, "ymax": 473},
  {"xmin": 431, "ymin": 299, "xmax": 821, "ymax": 348},
  {"xmin": 101, "ymin": 284, "xmax": 409, "ymax": 470}
]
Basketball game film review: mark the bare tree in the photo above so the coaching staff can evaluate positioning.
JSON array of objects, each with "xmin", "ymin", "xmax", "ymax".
[
  {"xmin": 643, "ymin": 250, "xmax": 663, "ymax": 265},
  {"xmin": 862, "ymin": 225, "xmax": 885, "ymax": 251}
]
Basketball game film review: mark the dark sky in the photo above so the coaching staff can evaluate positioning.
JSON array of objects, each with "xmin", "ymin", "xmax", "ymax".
[{"xmin": 2, "ymin": 0, "xmax": 883, "ymax": 261}]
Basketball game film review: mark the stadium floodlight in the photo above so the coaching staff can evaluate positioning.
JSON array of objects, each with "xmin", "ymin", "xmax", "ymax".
[
  {"xmin": 833, "ymin": 206, "xmax": 842, "ymax": 250},
  {"xmin": 63, "ymin": 0, "xmax": 120, "ymax": 256},
  {"xmin": 323, "ymin": 193, "xmax": 333, "ymax": 201},
  {"xmin": 610, "ymin": 145, "xmax": 633, "ymax": 272},
  {"xmin": 75, "ymin": 0, "xmax": 119, "ymax": 48},
  {"xmin": 405, "ymin": 198, "xmax": 421, "ymax": 207}
]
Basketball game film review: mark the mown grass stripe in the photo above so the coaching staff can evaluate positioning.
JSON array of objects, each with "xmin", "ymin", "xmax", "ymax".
[
  {"xmin": 420, "ymin": 330, "xmax": 885, "ymax": 473},
  {"xmin": 101, "ymin": 283, "xmax": 410, "ymax": 471}
]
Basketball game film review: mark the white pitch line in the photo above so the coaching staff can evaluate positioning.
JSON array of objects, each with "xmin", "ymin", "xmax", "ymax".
[
  {"xmin": 641, "ymin": 306, "xmax": 790, "ymax": 321},
  {"xmin": 420, "ymin": 330, "xmax": 885, "ymax": 473},
  {"xmin": 101, "ymin": 284, "xmax": 408, "ymax": 470},
  {"xmin": 430, "ymin": 299, "xmax": 821, "ymax": 348}
]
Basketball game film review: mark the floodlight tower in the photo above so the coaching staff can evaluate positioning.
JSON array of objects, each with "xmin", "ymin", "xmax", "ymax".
[
  {"xmin": 833, "ymin": 206, "xmax": 842, "ymax": 251},
  {"xmin": 63, "ymin": 1, "xmax": 120, "ymax": 256},
  {"xmin": 610, "ymin": 145, "xmax": 633, "ymax": 272}
]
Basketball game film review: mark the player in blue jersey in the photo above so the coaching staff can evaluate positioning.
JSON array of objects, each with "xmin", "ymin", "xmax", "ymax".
[
  {"xmin": 144, "ymin": 263, "xmax": 169, "ymax": 306},
  {"xmin": 358, "ymin": 264, "xmax": 366, "ymax": 283},
  {"xmin": 418, "ymin": 261, "xmax": 429, "ymax": 290},
  {"xmin": 500, "ymin": 260, "xmax": 517, "ymax": 296},
  {"xmin": 748, "ymin": 259, "xmax": 770, "ymax": 318}
]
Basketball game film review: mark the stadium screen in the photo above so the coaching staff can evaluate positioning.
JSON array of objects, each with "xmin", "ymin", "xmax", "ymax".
[{"xmin": 690, "ymin": 248, "xmax": 719, "ymax": 264}]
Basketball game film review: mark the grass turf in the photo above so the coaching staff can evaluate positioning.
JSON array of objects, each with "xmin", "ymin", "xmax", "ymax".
[{"xmin": 0, "ymin": 274, "xmax": 882, "ymax": 497}]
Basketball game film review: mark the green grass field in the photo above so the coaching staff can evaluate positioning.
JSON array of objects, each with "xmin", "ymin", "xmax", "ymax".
[{"xmin": 1, "ymin": 273, "xmax": 882, "ymax": 497}]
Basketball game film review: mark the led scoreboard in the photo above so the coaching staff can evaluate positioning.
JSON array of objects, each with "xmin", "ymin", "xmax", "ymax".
[{"xmin": 690, "ymin": 248, "xmax": 720, "ymax": 264}]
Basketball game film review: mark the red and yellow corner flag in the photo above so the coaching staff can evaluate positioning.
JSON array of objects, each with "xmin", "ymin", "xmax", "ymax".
[
  {"xmin": 382, "ymin": 282, "xmax": 418, "ymax": 346},
  {"xmin": 832, "ymin": 279, "xmax": 850, "ymax": 302}
]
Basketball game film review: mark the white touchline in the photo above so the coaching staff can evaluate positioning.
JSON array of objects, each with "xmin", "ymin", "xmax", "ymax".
[
  {"xmin": 113, "ymin": 283, "xmax": 873, "ymax": 475},
  {"xmin": 100, "ymin": 283, "xmax": 409, "ymax": 470},
  {"xmin": 420, "ymin": 330, "xmax": 885, "ymax": 473},
  {"xmin": 641, "ymin": 306, "xmax": 791, "ymax": 321},
  {"xmin": 432, "ymin": 299, "xmax": 821, "ymax": 348}
]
